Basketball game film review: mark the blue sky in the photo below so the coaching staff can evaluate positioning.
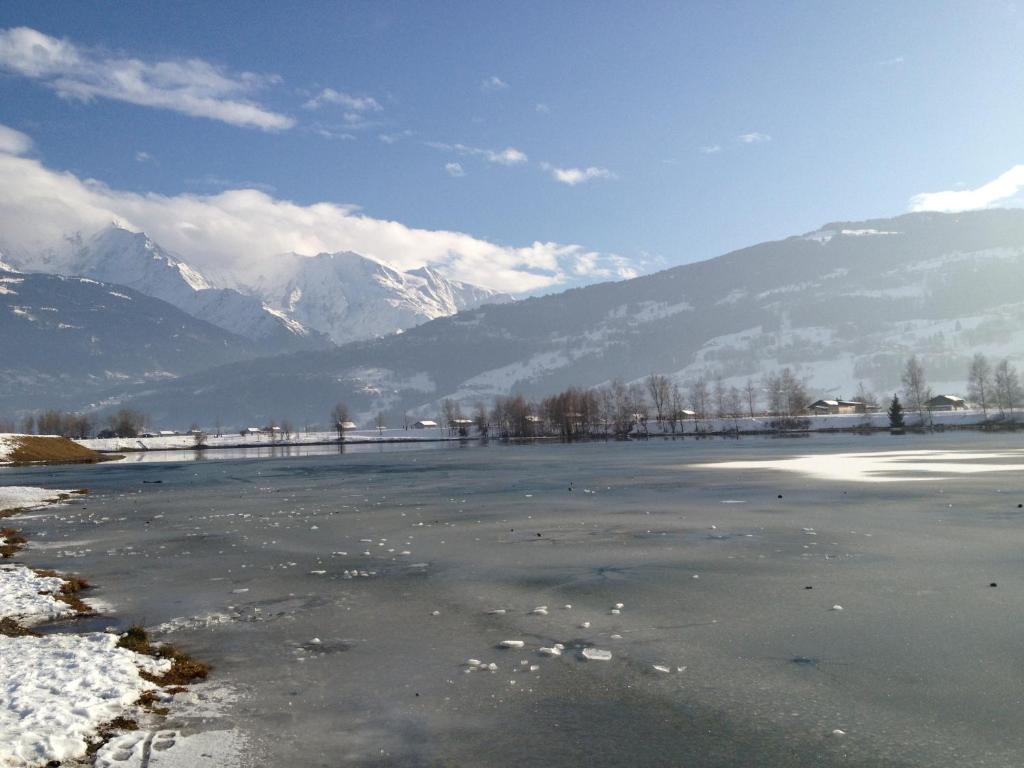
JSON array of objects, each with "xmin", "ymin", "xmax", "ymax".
[{"xmin": 0, "ymin": 1, "xmax": 1022, "ymax": 292}]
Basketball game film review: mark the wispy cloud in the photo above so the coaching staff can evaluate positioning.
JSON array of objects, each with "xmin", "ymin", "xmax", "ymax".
[
  {"xmin": 428, "ymin": 141, "xmax": 528, "ymax": 166},
  {"xmin": 0, "ymin": 26, "xmax": 294, "ymax": 131},
  {"xmin": 0, "ymin": 123, "xmax": 32, "ymax": 155},
  {"xmin": 481, "ymin": 75, "xmax": 509, "ymax": 92},
  {"xmin": 700, "ymin": 144, "xmax": 722, "ymax": 154},
  {"xmin": 378, "ymin": 129, "xmax": 413, "ymax": 144},
  {"xmin": 542, "ymin": 163, "xmax": 616, "ymax": 186},
  {"xmin": 134, "ymin": 150, "xmax": 152, "ymax": 163},
  {"xmin": 738, "ymin": 132, "xmax": 771, "ymax": 144},
  {"xmin": 0, "ymin": 123, "xmax": 636, "ymax": 294},
  {"xmin": 445, "ymin": 162, "xmax": 465, "ymax": 177},
  {"xmin": 909, "ymin": 165, "xmax": 1024, "ymax": 212},
  {"xmin": 311, "ymin": 123, "xmax": 356, "ymax": 141},
  {"xmin": 303, "ymin": 87, "xmax": 382, "ymax": 112},
  {"xmin": 535, "ymin": 103, "xmax": 551, "ymax": 114},
  {"xmin": 879, "ymin": 55, "xmax": 906, "ymax": 66}
]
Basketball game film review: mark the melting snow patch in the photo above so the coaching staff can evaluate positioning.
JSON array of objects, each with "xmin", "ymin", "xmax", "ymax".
[
  {"xmin": 580, "ymin": 648, "xmax": 612, "ymax": 661},
  {"xmin": 0, "ymin": 633, "xmax": 169, "ymax": 766},
  {"xmin": 0, "ymin": 483, "xmax": 73, "ymax": 509},
  {"xmin": 0, "ymin": 564, "xmax": 78, "ymax": 625}
]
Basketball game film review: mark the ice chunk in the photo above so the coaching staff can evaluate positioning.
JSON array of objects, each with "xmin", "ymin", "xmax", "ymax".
[
  {"xmin": 498, "ymin": 640, "xmax": 525, "ymax": 648},
  {"xmin": 581, "ymin": 648, "xmax": 612, "ymax": 661}
]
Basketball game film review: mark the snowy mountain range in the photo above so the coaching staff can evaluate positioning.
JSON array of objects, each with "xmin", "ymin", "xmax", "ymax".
[
  {"xmin": 73, "ymin": 209, "xmax": 1024, "ymax": 427},
  {"xmin": 247, "ymin": 249, "xmax": 512, "ymax": 345},
  {"xmin": 4, "ymin": 224, "xmax": 510, "ymax": 351}
]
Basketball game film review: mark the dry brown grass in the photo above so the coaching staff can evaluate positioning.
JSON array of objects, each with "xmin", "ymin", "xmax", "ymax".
[
  {"xmin": 118, "ymin": 625, "xmax": 211, "ymax": 686},
  {"xmin": 0, "ymin": 617, "xmax": 39, "ymax": 637},
  {"xmin": 0, "ymin": 528, "xmax": 27, "ymax": 558},
  {"xmin": 33, "ymin": 569, "xmax": 94, "ymax": 613},
  {"xmin": 7, "ymin": 435, "xmax": 107, "ymax": 464}
]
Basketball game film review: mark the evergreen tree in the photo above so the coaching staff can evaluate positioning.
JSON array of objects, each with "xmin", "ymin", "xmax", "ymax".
[{"xmin": 888, "ymin": 395, "xmax": 905, "ymax": 428}]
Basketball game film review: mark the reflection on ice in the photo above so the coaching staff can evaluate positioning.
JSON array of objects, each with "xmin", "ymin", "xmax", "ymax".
[{"xmin": 694, "ymin": 449, "xmax": 1024, "ymax": 482}]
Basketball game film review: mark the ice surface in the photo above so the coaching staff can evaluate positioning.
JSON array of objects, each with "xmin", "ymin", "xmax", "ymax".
[{"xmin": 4, "ymin": 433, "xmax": 1024, "ymax": 766}]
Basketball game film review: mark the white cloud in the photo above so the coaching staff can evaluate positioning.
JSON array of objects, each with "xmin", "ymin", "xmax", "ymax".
[
  {"xmin": 738, "ymin": 132, "xmax": 771, "ymax": 144},
  {"xmin": 542, "ymin": 163, "xmax": 616, "ymax": 186},
  {"xmin": 700, "ymin": 144, "xmax": 722, "ymax": 154},
  {"xmin": 445, "ymin": 162, "xmax": 465, "ymax": 177},
  {"xmin": 0, "ymin": 26, "xmax": 294, "ymax": 131},
  {"xmin": 378, "ymin": 130, "xmax": 412, "ymax": 144},
  {"xmin": 909, "ymin": 165, "xmax": 1024, "ymax": 212},
  {"xmin": 0, "ymin": 125, "xmax": 635, "ymax": 294},
  {"xmin": 428, "ymin": 142, "xmax": 528, "ymax": 166},
  {"xmin": 303, "ymin": 88, "xmax": 382, "ymax": 112},
  {"xmin": 481, "ymin": 75, "xmax": 509, "ymax": 92},
  {"xmin": 0, "ymin": 123, "xmax": 32, "ymax": 155},
  {"xmin": 535, "ymin": 103, "xmax": 551, "ymax": 114},
  {"xmin": 134, "ymin": 150, "xmax": 152, "ymax": 163}
]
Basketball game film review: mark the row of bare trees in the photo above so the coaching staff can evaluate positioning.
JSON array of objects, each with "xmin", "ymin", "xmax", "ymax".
[{"xmin": 0, "ymin": 408, "xmax": 147, "ymax": 438}]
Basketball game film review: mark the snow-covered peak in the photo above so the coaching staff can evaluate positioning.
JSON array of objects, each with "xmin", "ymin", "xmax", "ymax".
[
  {"xmin": 72, "ymin": 225, "xmax": 212, "ymax": 300},
  {"xmin": 252, "ymin": 249, "xmax": 512, "ymax": 345}
]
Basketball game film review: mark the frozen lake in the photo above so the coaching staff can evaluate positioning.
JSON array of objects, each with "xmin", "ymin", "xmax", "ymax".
[{"xmin": 5, "ymin": 432, "xmax": 1024, "ymax": 766}]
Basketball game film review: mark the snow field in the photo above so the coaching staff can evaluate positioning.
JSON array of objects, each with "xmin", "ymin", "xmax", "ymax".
[{"xmin": 0, "ymin": 633, "xmax": 170, "ymax": 767}]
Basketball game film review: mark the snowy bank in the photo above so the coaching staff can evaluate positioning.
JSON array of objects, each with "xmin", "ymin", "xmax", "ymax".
[
  {"xmin": 0, "ymin": 633, "xmax": 169, "ymax": 767},
  {"xmin": 0, "ymin": 485, "xmax": 75, "ymax": 515},
  {"xmin": 0, "ymin": 564, "xmax": 78, "ymax": 626}
]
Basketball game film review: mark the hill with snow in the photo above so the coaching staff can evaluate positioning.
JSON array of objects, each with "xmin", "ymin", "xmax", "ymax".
[
  {"xmin": 0, "ymin": 267, "xmax": 270, "ymax": 412},
  {"xmin": 83, "ymin": 209, "xmax": 1024, "ymax": 427}
]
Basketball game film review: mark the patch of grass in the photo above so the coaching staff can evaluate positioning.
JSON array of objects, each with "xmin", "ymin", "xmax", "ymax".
[
  {"xmin": 7, "ymin": 435, "xmax": 107, "ymax": 464},
  {"xmin": 0, "ymin": 528, "xmax": 27, "ymax": 558},
  {"xmin": 0, "ymin": 506, "xmax": 28, "ymax": 520},
  {"xmin": 86, "ymin": 716, "xmax": 140, "ymax": 756},
  {"xmin": 136, "ymin": 690, "xmax": 170, "ymax": 715},
  {"xmin": 34, "ymin": 569, "xmax": 93, "ymax": 614},
  {"xmin": 118, "ymin": 625, "xmax": 211, "ymax": 686},
  {"xmin": 0, "ymin": 617, "xmax": 39, "ymax": 637}
]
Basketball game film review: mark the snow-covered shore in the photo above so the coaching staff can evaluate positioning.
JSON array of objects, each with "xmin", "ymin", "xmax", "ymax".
[
  {"xmin": 78, "ymin": 426, "xmax": 458, "ymax": 453},
  {"xmin": 0, "ymin": 486, "xmax": 174, "ymax": 767},
  {"xmin": 0, "ymin": 633, "xmax": 169, "ymax": 767}
]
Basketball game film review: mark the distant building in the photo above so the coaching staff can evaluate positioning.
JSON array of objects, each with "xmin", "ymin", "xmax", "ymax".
[
  {"xmin": 413, "ymin": 420, "xmax": 438, "ymax": 429},
  {"xmin": 525, "ymin": 415, "xmax": 543, "ymax": 424},
  {"xmin": 807, "ymin": 399, "xmax": 868, "ymax": 415},
  {"xmin": 158, "ymin": 430, "xmax": 177, "ymax": 437},
  {"xmin": 339, "ymin": 421, "xmax": 358, "ymax": 430},
  {"xmin": 451, "ymin": 419, "xmax": 474, "ymax": 426},
  {"xmin": 245, "ymin": 427, "xmax": 261, "ymax": 434},
  {"xmin": 925, "ymin": 395, "xmax": 967, "ymax": 411}
]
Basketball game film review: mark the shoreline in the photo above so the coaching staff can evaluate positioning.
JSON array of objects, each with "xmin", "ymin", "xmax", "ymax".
[{"xmin": 0, "ymin": 488, "xmax": 226, "ymax": 766}]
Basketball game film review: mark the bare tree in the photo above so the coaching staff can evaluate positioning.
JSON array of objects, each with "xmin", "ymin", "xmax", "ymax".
[
  {"xmin": 901, "ymin": 355, "xmax": 932, "ymax": 426},
  {"xmin": 669, "ymin": 383, "xmax": 684, "ymax": 433},
  {"xmin": 994, "ymin": 359, "xmax": 1022, "ymax": 418},
  {"xmin": 689, "ymin": 375, "xmax": 710, "ymax": 421},
  {"xmin": 473, "ymin": 402, "xmax": 489, "ymax": 436},
  {"xmin": 712, "ymin": 374, "xmax": 727, "ymax": 419},
  {"xmin": 375, "ymin": 412, "xmax": 385, "ymax": 436},
  {"xmin": 107, "ymin": 408, "xmax": 147, "ymax": 438},
  {"xmin": 743, "ymin": 379, "xmax": 758, "ymax": 418},
  {"xmin": 855, "ymin": 381, "xmax": 879, "ymax": 408},
  {"xmin": 724, "ymin": 386, "xmax": 743, "ymax": 420},
  {"xmin": 646, "ymin": 374, "xmax": 671, "ymax": 425},
  {"xmin": 331, "ymin": 403, "xmax": 350, "ymax": 440},
  {"xmin": 967, "ymin": 353, "xmax": 993, "ymax": 417},
  {"xmin": 19, "ymin": 414, "xmax": 34, "ymax": 434}
]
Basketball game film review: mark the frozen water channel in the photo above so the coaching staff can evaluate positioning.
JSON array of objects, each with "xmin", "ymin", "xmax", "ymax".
[{"xmin": 6, "ymin": 432, "xmax": 1024, "ymax": 766}]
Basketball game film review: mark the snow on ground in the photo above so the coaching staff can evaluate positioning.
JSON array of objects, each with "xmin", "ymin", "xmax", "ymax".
[
  {"xmin": 77, "ymin": 428, "xmax": 456, "ymax": 453},
  {"xmin": 0, "ymin": 633, "xmax": 169, "ymax": 767},
  {"xmin": 0, "ymin": 564, "xmax": 77, "ymax": 626},
  {"xmin": 95, "ymin": 728, "xmax": 246, "ymax": 768},
  {"xmin": 0, "ymin": 484, "xmax": 73, "ymax": 512}
]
